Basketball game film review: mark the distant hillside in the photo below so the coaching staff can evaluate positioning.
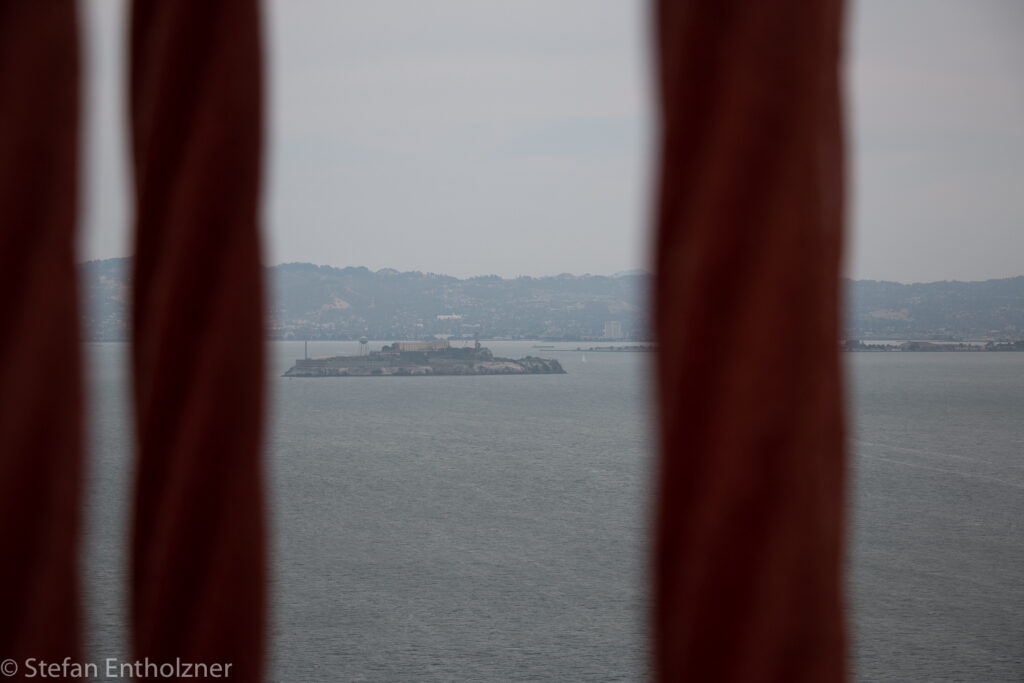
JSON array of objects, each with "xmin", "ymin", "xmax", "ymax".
[
  {"xmin": 78, "ymin": 260, "xmax": 650, "ymax": 341},
  {"xmin": 845, "ymin": 277, "xmax": 1024, "ymax": 341},
  {"xmin": 268, "ymin": 263, "xmax": 649, "ymax": 341},
  {"xmin": 77, "ymin": 260, "xmax": 1024, "ymax": 342}
]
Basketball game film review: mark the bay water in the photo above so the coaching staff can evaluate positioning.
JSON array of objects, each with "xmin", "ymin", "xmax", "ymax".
[{"xmin": 81, "ymin": 343, "xmax": 1023, "ymax": 681}]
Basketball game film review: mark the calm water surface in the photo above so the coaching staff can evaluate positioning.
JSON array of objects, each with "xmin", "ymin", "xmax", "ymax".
[
  {"xmin": 847, "ymin": 353, "xmax": 1024, "ymax": 682},
  {"xmin": 81, "ymin": 344, "xmax": 1023, "ymax": 681}
]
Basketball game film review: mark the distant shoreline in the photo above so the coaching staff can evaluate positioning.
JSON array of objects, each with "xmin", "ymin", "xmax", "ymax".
[
  {"xmin": 549, "ymin": 345, "xmax": 654, "ymax": 353},
  {"xmin": 844, "ymin": 340, "xmax": 1024, "ymax": 352},
  {"xmin": 80, "ymin": 339, "xmax": 1023, "ymax": 352}
]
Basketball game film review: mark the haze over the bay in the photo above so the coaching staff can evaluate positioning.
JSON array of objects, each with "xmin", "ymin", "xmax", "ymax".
[{"xmin": 79, "ymin": 1, "xmax": 1023, "ymax": 282}]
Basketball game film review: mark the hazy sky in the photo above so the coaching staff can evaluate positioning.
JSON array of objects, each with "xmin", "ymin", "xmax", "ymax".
[{"xmin": 79, "ymin": 1, "xmax": 1022, "ymax": 282}]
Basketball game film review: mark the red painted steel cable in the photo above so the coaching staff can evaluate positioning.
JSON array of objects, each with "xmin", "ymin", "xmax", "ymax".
[
  {"xmin": 129, "ymin": 2, "xmax": 267, "ymax": 679},
  {"xmin": 652, "ymin": 2, "xmax": 848, "ymax": 681},
  {"xmin": 0, "ymin": 0, "xmax": 84, "ymax": 668}
]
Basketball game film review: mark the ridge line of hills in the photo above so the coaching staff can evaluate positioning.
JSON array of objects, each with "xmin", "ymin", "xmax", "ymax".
[{"xmin": 79, "ymin": 258, "xmax": 1024, "ymax": 342}]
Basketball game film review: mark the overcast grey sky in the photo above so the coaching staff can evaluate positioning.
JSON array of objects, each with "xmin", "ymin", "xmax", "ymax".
[{"xmin": 79, "ymin": 1, "xmax": 1022, "ymax": 282}]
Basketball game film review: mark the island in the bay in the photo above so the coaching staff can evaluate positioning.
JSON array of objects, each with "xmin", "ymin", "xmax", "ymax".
[{"xmin": 283, "ymin": 340, "xmax": 566, "ymax": 377}]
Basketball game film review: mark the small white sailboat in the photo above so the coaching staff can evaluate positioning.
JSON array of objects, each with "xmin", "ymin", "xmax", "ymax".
[{"xmin": 581, "ymin": 354, "xmax": 587, "ymax": 363}]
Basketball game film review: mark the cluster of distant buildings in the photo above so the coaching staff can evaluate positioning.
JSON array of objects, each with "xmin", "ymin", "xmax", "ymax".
[{"xmin": 602, "ymin": 321, "xmax": 623, "ymax": 339}]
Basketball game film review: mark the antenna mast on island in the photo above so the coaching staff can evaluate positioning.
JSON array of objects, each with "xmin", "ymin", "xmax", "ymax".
[
  {"xmin": 304, "ymin": 339, "xmax": 308, "ymax": 360},
  {"xmin": 474, "ymin": 331, "xmax": 480, "ymax": 350}
]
